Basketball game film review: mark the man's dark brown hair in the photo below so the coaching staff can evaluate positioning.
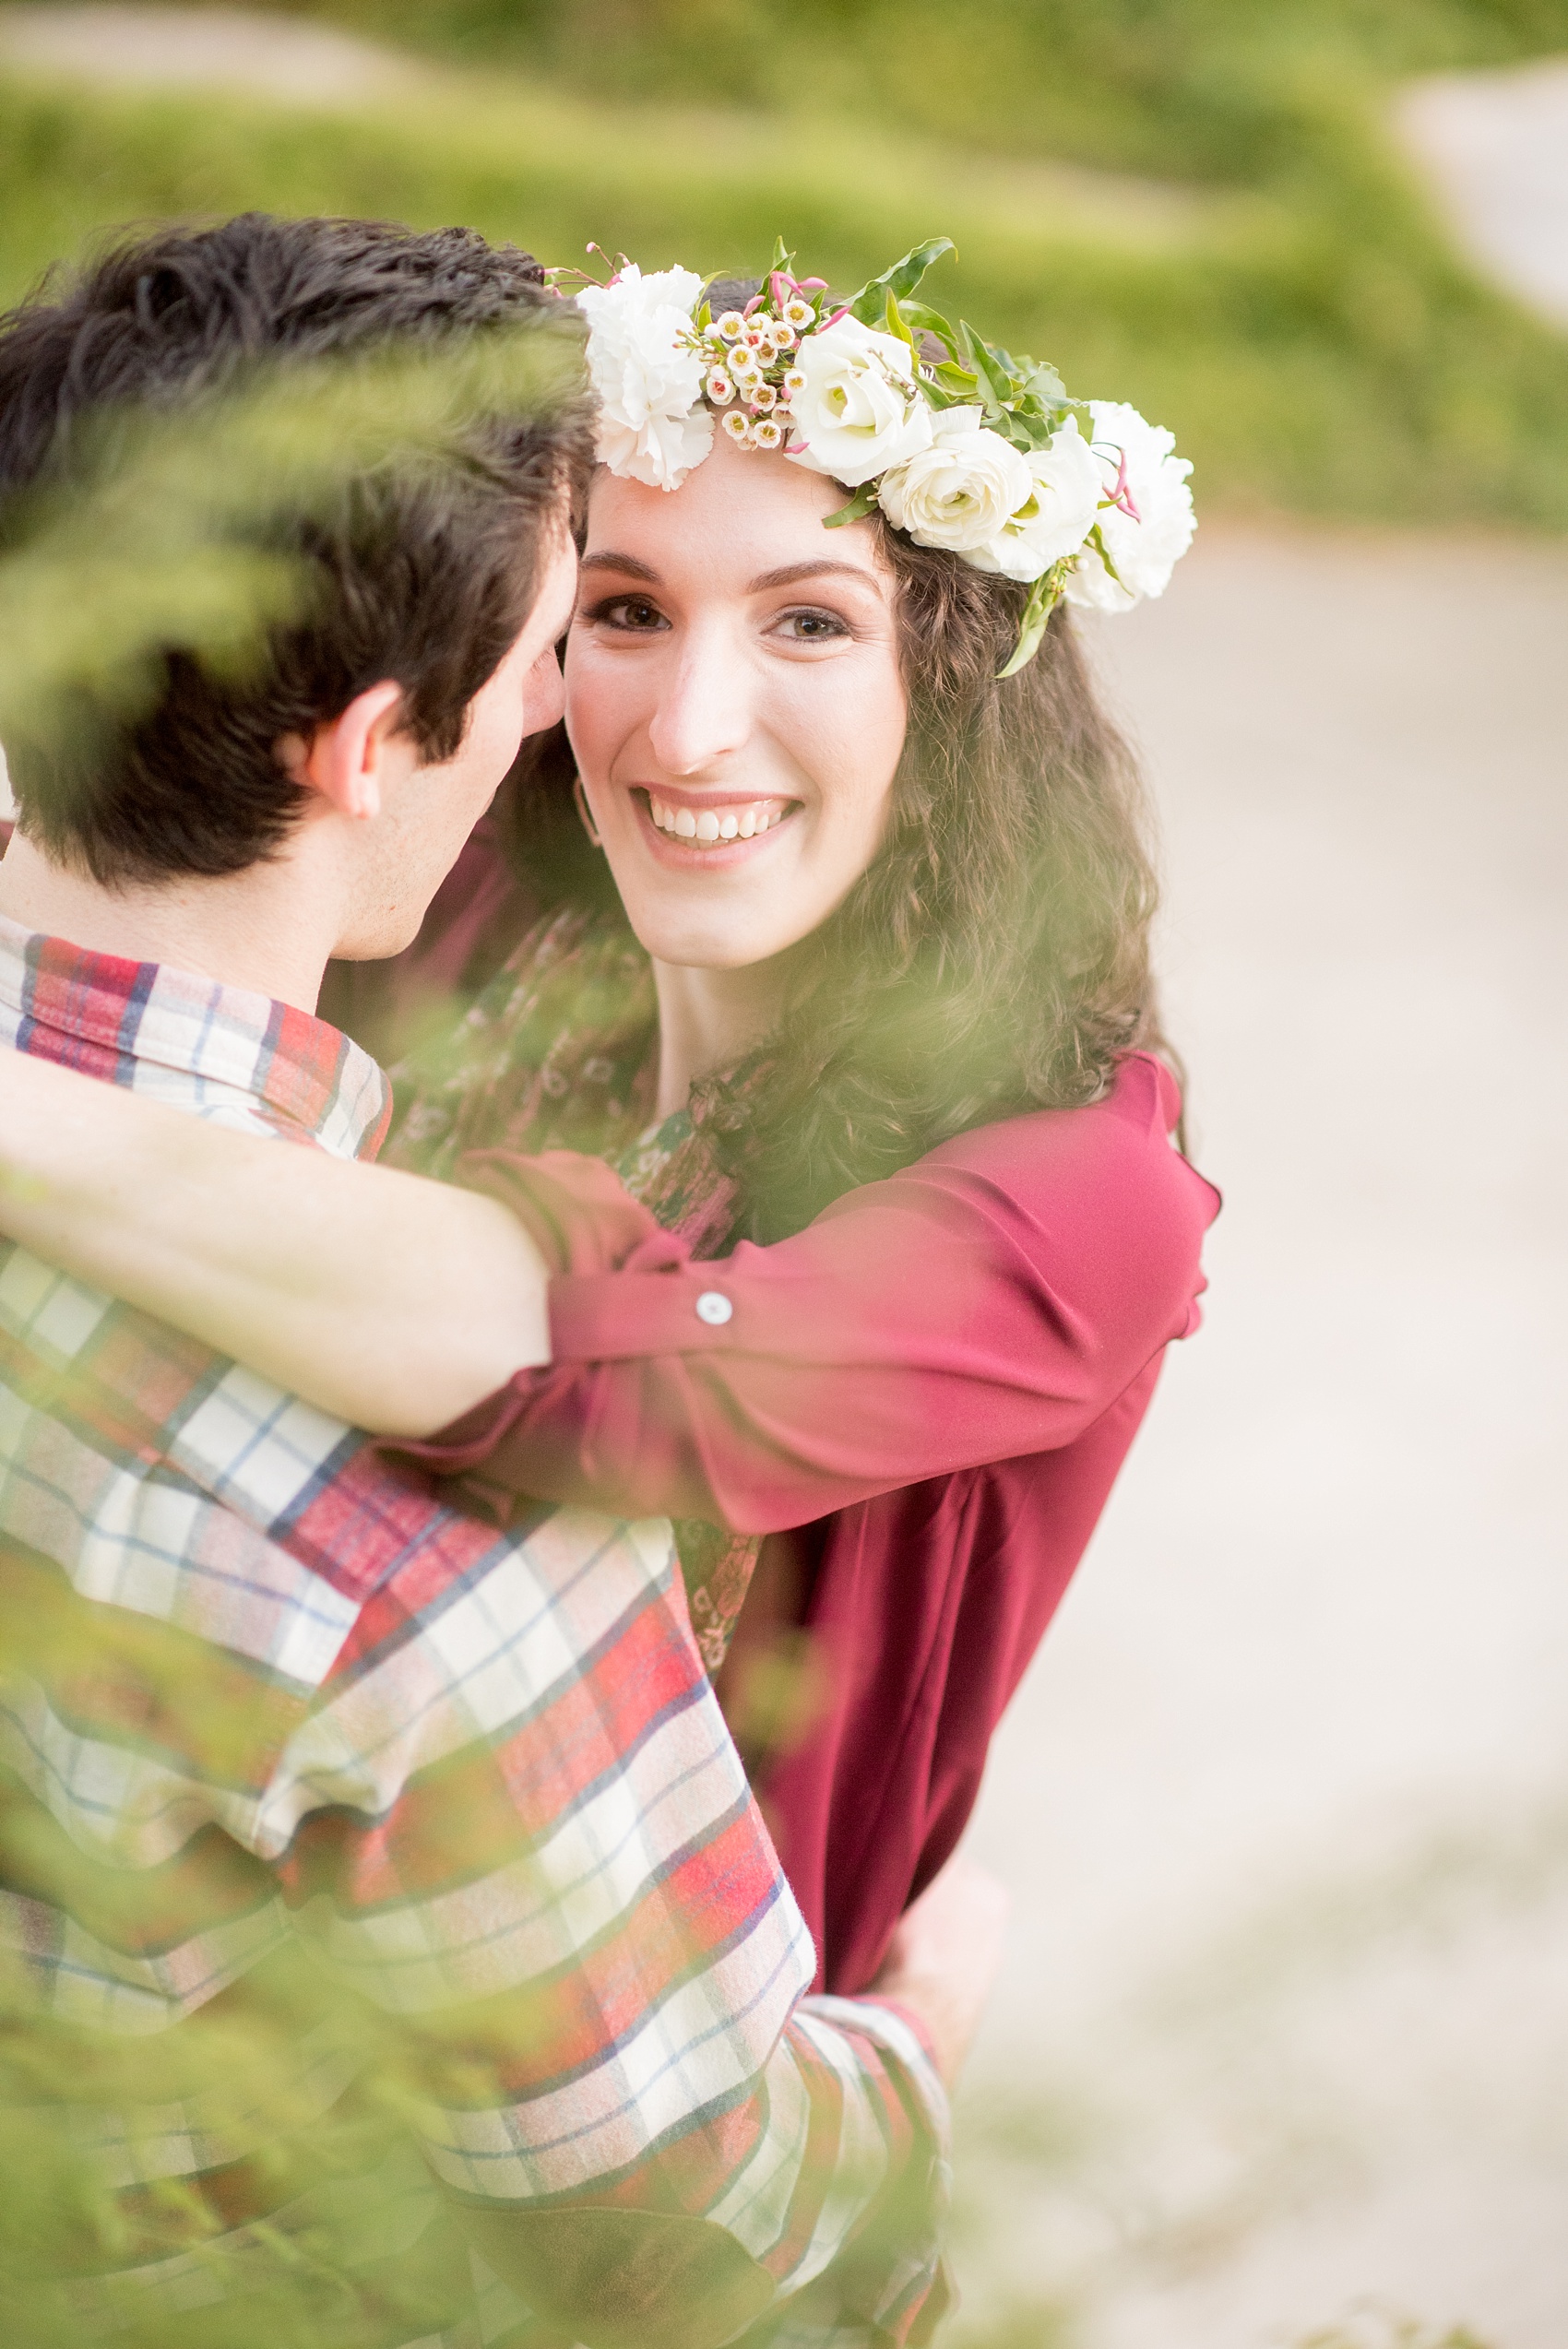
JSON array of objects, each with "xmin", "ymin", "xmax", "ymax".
[{"xmin": 0, "ymin": 212, "xmax": 590, "ymax": 884}]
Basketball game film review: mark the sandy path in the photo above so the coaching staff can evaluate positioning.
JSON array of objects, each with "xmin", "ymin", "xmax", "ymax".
[
  {"xmin": 957, "ymin": 527, "xmax": 1568, "ymax": 2349},
  {"xmin": 0, "ymin": 4, "xmax": 417, "ymax": 102},
  {"xmin": 1399, "ymin": 59, "xmax": 1568, "ymax": 326}
]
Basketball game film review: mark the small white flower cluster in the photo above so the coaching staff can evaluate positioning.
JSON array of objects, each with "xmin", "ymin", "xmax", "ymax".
[
  {"xmin": 571, "ymin": 245, "xmax": 1195, "ymax": 661},
  {"xmin": 698, "ymin": 293, "xmax": 819, "ymax": 453}
]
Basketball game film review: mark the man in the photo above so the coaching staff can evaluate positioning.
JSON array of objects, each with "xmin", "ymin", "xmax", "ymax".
[{"xmin": 0, "ymin": 214, "xmax": 970, "ymax": 2348}]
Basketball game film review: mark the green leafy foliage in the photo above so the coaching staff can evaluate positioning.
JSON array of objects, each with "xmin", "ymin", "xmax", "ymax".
[
  {"xmin": 998, "ymin": 560, "xmax": 1075, "ymax": 676},
  {"xmin": 0, "ymin": 1562, "xmax": 511, "ymax": 2346},
  {"xmin": 845, "ymin": 236, "xmax": 955, "ymax": 327},
  {"xmin": 1292, "ymin": 2316, "xmax": 1498, "ymax": 2349}
]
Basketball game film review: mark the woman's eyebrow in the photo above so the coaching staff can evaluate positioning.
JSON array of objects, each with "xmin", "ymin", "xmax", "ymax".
[
  {"xmin": 580, "ymin": 551, "xmax": 661, "ymax": 582},
  {"xmin": 747, "ymin": 559, "xmax": 882, "ymax": 593}
]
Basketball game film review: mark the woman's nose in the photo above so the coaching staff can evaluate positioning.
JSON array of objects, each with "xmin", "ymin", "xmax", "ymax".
[{"xmin": 647, "ymin": 627, "xmax": 751, "ymax": 775}]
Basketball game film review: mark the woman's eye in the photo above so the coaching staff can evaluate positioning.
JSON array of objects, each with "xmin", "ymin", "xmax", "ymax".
[
  {"xmin": 589, "ymin": 596, "xmax": 670, "ymax": 633},
  {"xmin": 773, "ymin": 608, "xmax": 849, "ymax": 642}
]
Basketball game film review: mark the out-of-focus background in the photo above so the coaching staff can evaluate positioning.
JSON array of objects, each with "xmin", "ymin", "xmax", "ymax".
[{"xmin": 1, "ymin": 7, "xmax": 1564, "ymax": 2345}]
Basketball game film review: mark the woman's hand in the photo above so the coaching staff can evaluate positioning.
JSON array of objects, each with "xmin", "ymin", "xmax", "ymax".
[
  {"xmin": 871, "ymin": 1851, "xmax": 1012, "ymax": 2088},
  {"xmin": 0, "ymin": 1048, "xmax": 552, "ymax": 1433}
]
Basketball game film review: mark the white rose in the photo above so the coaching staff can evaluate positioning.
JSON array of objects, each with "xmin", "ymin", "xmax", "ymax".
[
  {"xmin": 876, "ymin": 407, "xmax": 1033, "ymax": 554},
  {"xmin": 1064, "ymin": 399, "xmax": 1194, "ymax": 611},
  {"xmin": 966, "ymin": 414, "xmax": 1103, "ymax": 584},
  {"xmin": 785, "ymin": 314, "xmax": 932, "ymax": 488},
  {"xmin": 577, "ymin": 263, "xmax": 715, "ymax": 492}
]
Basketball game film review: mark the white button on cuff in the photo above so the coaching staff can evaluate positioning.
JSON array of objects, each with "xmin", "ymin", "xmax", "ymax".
[{"xmin": 695, "ymin": 1290, "xmax": 733, "ymax": 1326}]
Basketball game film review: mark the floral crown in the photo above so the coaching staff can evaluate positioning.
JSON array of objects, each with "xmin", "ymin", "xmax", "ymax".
[{"xmin": 564, "ymin": 237, "xmax": 1194, "ymax": 675}]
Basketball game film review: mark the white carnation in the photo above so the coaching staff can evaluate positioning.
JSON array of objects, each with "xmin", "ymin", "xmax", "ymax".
[
  {"xmin": 577, "ymin": 263, "xmax": 715, "ymax": 492},
  {"xmin": 876, "ymin": 407, "xmax": 1033, "ymax": 555},
  {"xmin": 1064, "ymin": 399, "xmax": 1194, "ymax": 611},
  {"xmin": 966, "ymin": 414, "xmax": 1103, "ymax": 584},
  {"xmin": 785, "ymin": 314, "xmax": 932, "ymax": 489}
]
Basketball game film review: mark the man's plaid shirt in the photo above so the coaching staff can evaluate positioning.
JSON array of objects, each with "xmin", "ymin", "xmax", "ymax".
[{"xmin": 0, "ymin": 917, "xmax": 946, "ymax": 2348}]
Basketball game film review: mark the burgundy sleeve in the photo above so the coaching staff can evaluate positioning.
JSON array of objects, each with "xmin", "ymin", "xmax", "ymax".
[{"xmin": 396, "ymin": 1051, "xmax": 1220, "ymax": 1534}]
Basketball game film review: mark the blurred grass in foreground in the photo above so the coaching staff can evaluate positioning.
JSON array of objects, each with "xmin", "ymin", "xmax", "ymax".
[{"xmin": 1, "ymin": 0, "xmax": 1568, "ymax": 522}]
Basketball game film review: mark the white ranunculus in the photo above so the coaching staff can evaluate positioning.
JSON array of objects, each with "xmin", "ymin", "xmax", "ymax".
[
  {"xmin": 966, "ymin": 414, "xmax": 1104, "ymax": 584},
  {"xmin": 577, "ymin": 263, "xmax": 715, "ymax": 492},
  {"xmin": 876, "ymin": 406, "xmax": 1034, "ymax": 554},
  {"xmin": 1064, "ymin": 399, "xmax": 1194, "ymax": 611},
  {"xmin": 785, "ymin": 314, "xmax": 932, "ymax": 488}
]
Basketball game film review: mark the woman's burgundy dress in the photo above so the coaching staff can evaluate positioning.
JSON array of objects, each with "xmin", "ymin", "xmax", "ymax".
[{"xmin": 325, "ymin": 829, "xmax": 1219, "ymax": 1997}]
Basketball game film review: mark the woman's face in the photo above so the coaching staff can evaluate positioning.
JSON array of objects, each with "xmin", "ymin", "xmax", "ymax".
[{"xmin": 564, "ymin": 434, "xmax": 909, "ymax": 970}]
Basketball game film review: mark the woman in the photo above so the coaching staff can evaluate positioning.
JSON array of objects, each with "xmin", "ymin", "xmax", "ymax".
[{"xmin": 0, "ymin": 246, "xmax": 1218, "ymax": 1994}]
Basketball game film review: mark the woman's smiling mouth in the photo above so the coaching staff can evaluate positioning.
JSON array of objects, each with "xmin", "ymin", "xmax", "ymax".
[{"xmin": 636, "ymin": 787, "xmax": 799, "ymax": 852}]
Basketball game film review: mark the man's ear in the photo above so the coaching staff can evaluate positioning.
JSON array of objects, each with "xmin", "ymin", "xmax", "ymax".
[{"xmin": 277, "ymin": 681, "xmax": 407, "ymax": 823}]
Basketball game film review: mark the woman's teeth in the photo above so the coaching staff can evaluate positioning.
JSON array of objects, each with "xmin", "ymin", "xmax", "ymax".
[{"xmin": 647, "ymin": 796, "xmax": 790, "ymax": 845}]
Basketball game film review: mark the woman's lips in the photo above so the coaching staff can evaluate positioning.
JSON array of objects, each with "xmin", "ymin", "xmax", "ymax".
[{"xmin": 632, "ymin": 787, "xmax": 798, "ymax": 855}]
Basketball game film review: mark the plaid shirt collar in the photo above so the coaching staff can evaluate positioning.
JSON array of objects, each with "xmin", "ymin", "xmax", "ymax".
[{"xmin": 0, "ymin": 914, "xmax": 390, "ymax": 1159}]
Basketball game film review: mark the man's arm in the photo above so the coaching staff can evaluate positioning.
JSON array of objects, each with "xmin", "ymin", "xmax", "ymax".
[
  {"xmin": 0, "ymin": 1043, "xmax": 551, "ymax": 1430},
  {"xmin": 267, "ymin": 1486, "xmax": 955, "ymax": 2349}
]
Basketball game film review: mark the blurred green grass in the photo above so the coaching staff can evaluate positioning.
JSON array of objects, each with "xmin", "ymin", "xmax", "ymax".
[
  {"xmin": 175, "ymin": 0, "xmax": 1568, "ymax": 180},
  {"xmin": 2, "ymin": 0, "xmax": 1567, "ymax": 521}
]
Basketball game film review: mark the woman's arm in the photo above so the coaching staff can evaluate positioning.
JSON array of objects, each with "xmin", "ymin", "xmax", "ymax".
[
  {"xmin": 0, "ymin": 1047, "xmax": 550, "ymax": 1432},
  {"xmin": 404, "ymin": 1052, "xmax": 1220, "ymax": 1530}
]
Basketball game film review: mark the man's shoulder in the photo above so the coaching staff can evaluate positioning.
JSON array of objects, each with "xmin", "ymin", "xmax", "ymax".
[{"xmin": 0, "ymin": 916, "xmax": 392, "ymax": 1159}]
